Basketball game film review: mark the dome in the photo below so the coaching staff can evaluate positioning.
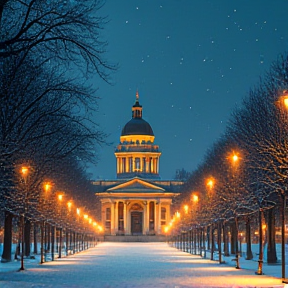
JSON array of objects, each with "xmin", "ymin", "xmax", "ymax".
[{"xmin": 121, "ymin": 118, "xmax": 154, "ymax": 136}]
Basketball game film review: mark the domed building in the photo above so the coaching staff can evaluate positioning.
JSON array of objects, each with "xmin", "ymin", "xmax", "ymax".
[
  {"xmin": 115, "ymin": 91, "xmax": 161, "ymax": 179},
  {"xmin": 94, "ymin": 92, "xmax": 183, "ymax": 240}
]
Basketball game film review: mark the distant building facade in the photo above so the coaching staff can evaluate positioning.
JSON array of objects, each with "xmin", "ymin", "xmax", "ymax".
[{"xmin": 93, "ymin": 92, "xmax": 183, "ymax": 235}]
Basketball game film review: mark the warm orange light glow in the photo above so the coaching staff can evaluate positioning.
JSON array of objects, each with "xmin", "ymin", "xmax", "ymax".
[
  {"xmin": 67, "ymin": 201, "xmax": 72, "ymax": 210},
  {"xmin": 77, "ymin": 208, "xmax": 80, "ymax": 215},
  {"xmin": 98, "ymin": 225, "xmax": 103, "ymax": 232},
  {"xmin": 58, "ymin": 194, "xmax": 63, "ymax": 201},
  {"xmin": 93, "ymin": 222, "xmax": 97, "ymax": 226},
  {"xmin": 206, "ymin": 178, "xmax": 214, "ymax": 189},
  {"xmin": 280, "ymin": 90, "xmax": 288, "ymax": 109},
  {"xmin": 84, "ymin": 214, "xmax": 88, "ymax": 220},
  {"xmin": 44, "ymin": 182, "xmax": 51, "ymax": 192},
  {"xmin": 21, "ymin": 166, "xmax": 29, "ymax": 176},
  {"xmin": 89, "ymin": 218, "xmax": 92, "ymax": 224},
  {"xmin": 192, "ymin": 194, "xmax": 199, "ymax": 203},
  {"xmin": 164, "ymin": 226, "xmax": 169, "ymax": 233},
  {"xmin": 262, "ymin": 224, "xmax": 267, "ymax": 230},
  {"xmin": 232, "ymin": 154, "xmax": 239, "ymax": 162},
  {"xmin": 176, "ymin": 211, "xmax": 180, "ymax": 218},
  {"xmin": 184, "ymin": 205, "xmax": 189, "ymax": 214}
]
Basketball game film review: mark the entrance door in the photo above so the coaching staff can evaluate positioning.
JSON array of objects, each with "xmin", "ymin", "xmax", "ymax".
[{"xmin": 131, "ymin": 212, "xmax": 142, "ymax": 235}]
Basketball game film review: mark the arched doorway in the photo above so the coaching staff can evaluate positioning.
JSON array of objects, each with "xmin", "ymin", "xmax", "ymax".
[{"xmin": 130, "ymin": 203, "xmax": 143, "ymax": 235}]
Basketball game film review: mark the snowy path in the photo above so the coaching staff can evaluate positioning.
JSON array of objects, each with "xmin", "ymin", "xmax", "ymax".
[{"xmin": 0, "ymin": 242, "xmax": 285, "ymax": 288}]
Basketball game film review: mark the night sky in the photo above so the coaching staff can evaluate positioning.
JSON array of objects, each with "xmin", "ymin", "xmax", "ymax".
[{"xmin": 89, "ymin": 0, "xmax": 288, "ymax": 180}]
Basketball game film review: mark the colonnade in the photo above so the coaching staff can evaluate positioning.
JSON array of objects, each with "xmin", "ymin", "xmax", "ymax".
[
  {"xmin": 116, "ymin": 156, "xmax": 159, "ymax": 175},
  {"xmin": 103, "ymin": 200, "xmax": 171, "ymax": 235}
]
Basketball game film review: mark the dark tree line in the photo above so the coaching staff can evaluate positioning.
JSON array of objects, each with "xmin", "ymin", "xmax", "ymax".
[
  {"xmin": 0, "ymin": 0, "xmax": 114, "ymax": 262},
  {"xmin": 175, "ymin": 52, "xmax": 288, "ymax": 272}
]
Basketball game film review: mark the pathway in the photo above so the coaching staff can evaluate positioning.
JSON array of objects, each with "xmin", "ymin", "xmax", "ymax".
[{"xmin": 0, "ymin": 242, "xmax": 285, "ymax": 288}]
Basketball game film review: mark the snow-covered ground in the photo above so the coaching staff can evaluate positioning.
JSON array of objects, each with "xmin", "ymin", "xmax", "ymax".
[{"xmin": 0, "ymin": 242, "xmax": 286, "ymax": 288}]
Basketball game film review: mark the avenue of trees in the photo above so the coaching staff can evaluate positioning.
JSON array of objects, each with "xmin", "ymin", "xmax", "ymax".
[
  {"xmin": 0, "ymin": 0, "xmax": 114, "ymax": 264},
  {"xmin": 172, "ymin": 52, "xmax": 288, "ymax": 275}
]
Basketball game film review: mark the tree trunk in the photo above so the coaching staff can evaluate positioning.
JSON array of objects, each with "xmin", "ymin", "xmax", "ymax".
[
  {"xmin": 245, "ymin": 217, "xmax": 253, "ymax": 260},
  {"xmin": 33, "ymin": 222, "xmax": 38, "ymax": 254},
  {"xmin": 218, "ymin": 221, "xmax": 222, "ymax": 263},
  {"xmin": 58, "ymin": 228, "xmax": 62, "ymax": 258},
  {"xmin": 230, "ymin": 222, "xmax": 236, "ymax": 255},
  {"xmin": 210, "ymin": 225, "xmax": 214, "ymax": 260},
  {"xmin": 66, "ymin": 229, "xmax": 70, "ymax": 256},
  {"xmin": 51, "ymin": 226, "xmax": 55, "ymax": 261},
  {"xmin": 207, "ymin": 226, "xmax": 210, "ymax": 250},
  {"xmin": 267, "ymin": 207, "xmax": 277, "ymax": 263},
  {"xmin": 223, "ymin": 222, "xmax": 229, "ymax": 256},
  {"xmin": 1, "ymin": 211, "xmax": 13, "ymax": 262},
  {"xmin": 24, "ymin": 219, "xmax": 31, "ymax": 257},
  {"xmin": 234, "ymin": 218, "xmax": 240, "ymax": 269},
  {"xmin": 256, "ymin": 209, "xmax": 264, "ymax": 274},
  {"xmin": 40, "ymin": 221, "xmax": 45, "ymax": 263}
]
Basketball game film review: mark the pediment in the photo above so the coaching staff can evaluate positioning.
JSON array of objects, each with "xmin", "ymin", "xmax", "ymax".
[{"xmin": 107, "ymin": 177, "xmax": 165, "ymax": 193}]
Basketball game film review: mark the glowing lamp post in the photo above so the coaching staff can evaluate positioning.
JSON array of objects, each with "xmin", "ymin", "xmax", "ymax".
[
  {"xmin": 277, "ymin": 90, "xmax": 288, "ymax": 283},
  {"xmin": 184, "ymin": 205, "xmax": 189, "ymax": 215},
  {"xmin": 192, "ymin": 194, "xmax": 199, "ymax": 203},
  {"xmin": 206, "ymin": 178, "xmax": 214, "ymax": 190},
  {"xmin": 19, "ymin": 166, "xmax": 29, "ymax": 271},
  {"xmin": 229, "ymin": 152, "xmax": 240, "ymax": 269},
  {"xmin": 67, "ymin": 201, "xmax": 72, "ymax": 212},
  {"xmin": 40, "ymin": 182, "xmax": 52, "ymax": 263}
]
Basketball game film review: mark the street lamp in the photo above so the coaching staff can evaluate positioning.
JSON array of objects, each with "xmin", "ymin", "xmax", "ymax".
[
  {"xmin": 67, "ymin": 201, "xmax": 72, "ymax": 212},
  {"xmin": 206, "ymin": 178, "xmax": 214, "ymax": 190},
  {"xmin": 277, "ymin": 90, "xmax": 288, "ymax": 283},
  {"xmin": 19, "ymin": 165, "xmax": 29, "ymax": 271},
  {"xmin": 41, "ymin": 182, "xmax": 52, "ymax": 264},
  {"xmin": 184, "ymin": 205, "xmax": 189, "ymax": 214},
  {"xmin": 228, "ymin": 151, "xmax": 241, "ymax": 269},
  {"xmin": 192, "ymin": 194, "xmax": 199, "ymax": 203}
]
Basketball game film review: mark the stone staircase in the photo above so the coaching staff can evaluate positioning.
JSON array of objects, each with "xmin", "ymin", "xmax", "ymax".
[{"xmin": 104, "ymin": 235, "xmax": 167, "ymax": 242}]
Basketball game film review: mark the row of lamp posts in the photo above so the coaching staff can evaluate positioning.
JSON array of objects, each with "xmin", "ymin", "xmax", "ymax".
[{"xmin": 17, "ymin": 165, "xmax": 103, "ymax": 270}]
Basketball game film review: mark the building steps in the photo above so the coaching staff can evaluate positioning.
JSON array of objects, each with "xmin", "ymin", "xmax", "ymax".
[{"xmin": 104, "ymin": 235, "xmax": 167, "ymax": 242}]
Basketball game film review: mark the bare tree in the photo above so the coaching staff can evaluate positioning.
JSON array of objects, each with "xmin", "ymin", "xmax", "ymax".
[{"xmin": 0, "ymin": 0, "xmax": 114, "ymax": 80}]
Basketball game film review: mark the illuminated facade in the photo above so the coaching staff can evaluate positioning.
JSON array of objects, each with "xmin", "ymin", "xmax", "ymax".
[{"xmin": 94, "ymin": 92, "xmax": 182, "ymax": 236}]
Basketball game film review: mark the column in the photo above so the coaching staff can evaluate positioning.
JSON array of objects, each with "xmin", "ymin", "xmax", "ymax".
[
  {"xmin": 146, "ymin": 157, "xmax": 150, "ymax": 173},
  {"xmin": 123, "ymin": 202, "xmax": 127, "ymax": 234},
  {"xmin": 167, "ymin": 203, "xmax": 171, "ymax": 224},
  {"xmin": 158, "ymin": 201, "xmax": 162, "ymax": 234},
  {"xmin": 126, "ymin": 157, "xmax": 129, "ymax": 172},
  {"xmin": 110, "ymin": 202, "xmax": 115, "ymax": 235},
  {"xmin": 154, "ymin": 201, "xmax": 157, "ymax": 233},
  {"xmin": 146, "ymin": 201, "xmax": 150, "ymax": 233},
  {"xmin": 141, "ymin": 158, "xmax": 144, "ymax": 172},
  {"xmin": 127, "ymin": 207, "xmax": 130, "ymax": 234},
  {"xmin": 132, "ymin": 157, "xmax": 135, "ymax": 172},
  {"xmin": 120, "ymin": 158, "xmax": 123, "ymax": 173},
  {"xmin": 101, "ymin": 204, "xmax": 105, "ymax": 229},
  {"xmin": 116, "ymin": 158, "xmax": 119, "ymax": 174},
  {"xmin": 143, "ymin": 202, "xmax": 147, "ymax": 234},
  {"xmin": 115, "ymin": 201, "xmax": 118, "ymax": 234},
  {"xmin": 156, "ymin": 158, "xmax": 159, "ymax": 174}
]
